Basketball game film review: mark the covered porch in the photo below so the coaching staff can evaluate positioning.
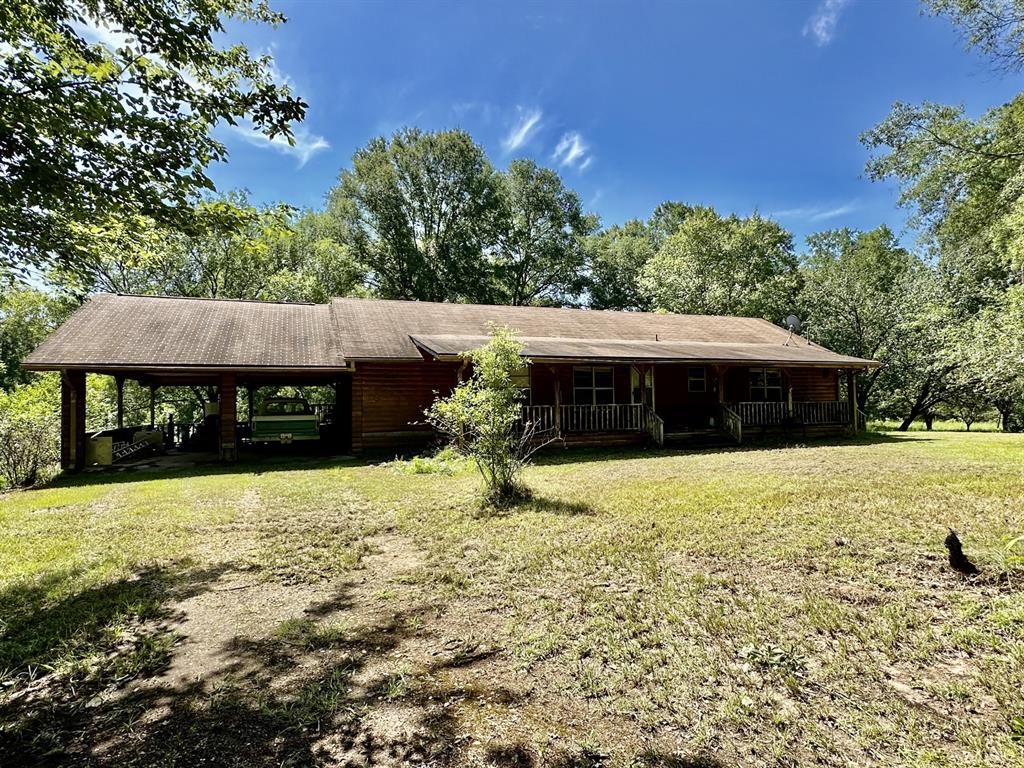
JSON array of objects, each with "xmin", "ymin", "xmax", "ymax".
[{"xmin": 519, "ymin": 362, "xmax": 864, "ymax": 446}]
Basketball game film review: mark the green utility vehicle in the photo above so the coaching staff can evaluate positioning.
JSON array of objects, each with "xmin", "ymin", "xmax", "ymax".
[{"xmin": 251, "ymin": 397, "xmax": 319, "ymax": 443}]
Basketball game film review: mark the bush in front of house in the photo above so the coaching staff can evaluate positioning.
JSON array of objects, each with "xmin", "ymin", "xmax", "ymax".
[
  {"xmin": 425, "ymin": 326, "xmax": 545, "ymax": 505},
  {"xmin": 0, "ymin": 374, "xmax": 60, "ymax": 489}
]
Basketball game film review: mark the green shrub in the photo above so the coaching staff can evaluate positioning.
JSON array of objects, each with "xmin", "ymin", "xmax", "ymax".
[
  {"xmin": 0, "ymin": 375, "xmax": 60, "ymax": 489},
  {"xmin": 425, "ymin": 326, "xmax": 549, "ymax": 504}
]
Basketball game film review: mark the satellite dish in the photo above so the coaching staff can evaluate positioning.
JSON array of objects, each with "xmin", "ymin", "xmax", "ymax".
[{"xmin": 783, "ymin": 314, "xmax": 802, "ymax": 333}]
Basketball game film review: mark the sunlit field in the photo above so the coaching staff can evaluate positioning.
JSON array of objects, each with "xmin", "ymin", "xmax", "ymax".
[{"xmin": 1, "ymin": 431, "xmax": 1022, "ymax": 767}]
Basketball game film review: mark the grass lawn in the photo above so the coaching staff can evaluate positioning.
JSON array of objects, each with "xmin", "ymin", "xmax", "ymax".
[{"xmin": 1, "ymin": 431, "xmax": 1022, "ymax": 767}]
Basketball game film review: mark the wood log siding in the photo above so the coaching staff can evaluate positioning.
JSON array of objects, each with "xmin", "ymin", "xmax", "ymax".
[
  {"xmin": 348, "ymin": 361, "xmax": 851, "ymax": 452},
  {"xmin": 351, "ymin": 361, "xmax": 461, "ymax": 451},
  {"xmin": 788, "ymin": 367, "xmax": 840, "ymax": 401}
]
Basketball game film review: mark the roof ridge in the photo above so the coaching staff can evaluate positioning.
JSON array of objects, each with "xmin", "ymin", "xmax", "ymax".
[
  {"xmin": 331, "ymin": 295, "xmax": 772, "ymax": 323},
  {"xmin": 109, "ymin": 292, "xmax": 321, "ymax": 307}
]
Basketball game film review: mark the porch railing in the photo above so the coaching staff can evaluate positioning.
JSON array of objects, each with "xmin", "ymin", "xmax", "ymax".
[
  {"xmin": 644, "ymin": 406, "xmax": 665, "ymax": 447},
  {"xmin": 735, "ymin": 401, "xmax": 788, "ymax": 425},
  {"xmin": 520, "ymin": 403, "xmax": 655, "ymax": 437},
  {"xmin": 792, "ymin": 400, "xmax": 850, "ymax": 425},
  {"xmin": 734, "ymin": 400, "xmax": 852, "ymax": 426},
  {"xmin": 719, "ymin": 404, "xmax": 743, "ymax": 444},
  {"xmin": 521, "ymin": 404, "xmax": 557, "ymax": 433},
  {"xmin": 560, "ymin": 403, "xmax": 646, "ymax": 432}
]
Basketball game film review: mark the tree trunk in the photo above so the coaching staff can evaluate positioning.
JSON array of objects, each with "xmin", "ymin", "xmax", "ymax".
[
  {"xmin": 898, "ymin": 415, "xmax": 915, "ymax": 431},
  {"xmin": 999, "ymin": 408, "xmax": 1013, "ymax": 432}
]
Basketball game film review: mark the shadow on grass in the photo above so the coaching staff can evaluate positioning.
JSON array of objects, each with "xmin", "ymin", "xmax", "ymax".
[
  {"xmin": 2, "ymin": 566, "xmax": 668, "ymax": 767},
  {"xmin": 515, "ymin": 495, "xmax": 596, "ymax": 516},
  {"xmin": 531, "ymin": 429, "xmax": 922, "ymax": 467},
  {"xmin": 34, "ymin": 450, "xmax": 369, "ymax": 492}
]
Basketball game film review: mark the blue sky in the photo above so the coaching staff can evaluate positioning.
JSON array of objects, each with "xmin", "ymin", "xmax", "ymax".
[{"xmin": 210, "ymin": 0, "xmax": 1019, "ymax": 247}]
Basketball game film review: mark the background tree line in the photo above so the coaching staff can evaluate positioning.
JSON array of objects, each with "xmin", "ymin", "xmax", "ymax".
[{"xmin": 1, "ymin": 0, "xmax": 1023, "ymax": 485}]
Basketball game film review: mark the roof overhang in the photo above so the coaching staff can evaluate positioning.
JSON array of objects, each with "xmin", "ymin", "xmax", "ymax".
[{"xmin": 409, "ymin": 334, "xmax": 882, "ymax": 368}]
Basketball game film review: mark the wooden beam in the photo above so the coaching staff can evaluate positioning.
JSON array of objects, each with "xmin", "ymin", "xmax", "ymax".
[
  {"xmin": 715, "ymin": 365, "xmax": 726, "ymax": 404},
  {"xmin": 60, "ymin": 369, "xmax": 86, "ymax": 471},
  {"xmin": 115, "ymin": 376, "xmax": 124, "ymax": 430},
  {"xmin": 246, "ymin": 385, "xmax": 255, "ymax": 426},
  {"xmin": 335, "ymin": 377, "xmax": 352, "ymax": 453},
  {"xmin": 847, "ymin": 369, "xmax": 859, "ymax": 432},
  {"xmin": 219, "ymin": 373, "xmax": 237, "ymax": 461}
]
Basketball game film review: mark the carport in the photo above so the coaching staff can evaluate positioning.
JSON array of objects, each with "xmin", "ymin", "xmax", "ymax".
[{"xmin": 22, "ymin": 294, "xmax": 352, "ymax": 469}]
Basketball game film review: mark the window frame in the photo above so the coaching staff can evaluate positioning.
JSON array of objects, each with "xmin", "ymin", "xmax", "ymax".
[
  {"xmin": 687, "ymin": 366, "xmax": 707, "ymax": 393},
  {"xmin": 510, "ymin": 363, "xmax": 531, "ymax": 404},
  {"xmin": 748, "ymin": 367, "xmax": 784, "ymax": 402},
  {"xmin": 573, "ymin": 365, "xmax": 616, "ymax": 406}
]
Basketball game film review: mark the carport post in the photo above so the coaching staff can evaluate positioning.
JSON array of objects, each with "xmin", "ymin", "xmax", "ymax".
[
  {"xmin": 60, "ymin": 369, "xmax": 86, "ymax": 471},
  {"xmin": 115, "ymin": 376, "xmax": 124, "ymax": 429},
  {"xmin": 219, "ymin": 373, "xmax": 237, "ymax": 462}
]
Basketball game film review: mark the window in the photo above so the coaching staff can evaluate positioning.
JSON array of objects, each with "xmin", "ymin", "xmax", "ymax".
[
  {"xmin": 631, "ymin": 366, "xmax": 654, "ymax": 407},
  {"xmin": 748, "ymin": 367, "xmax": 783, "ymax": 402},
  {"xmin": 688, "ymin": 366, "xmax": 707, "ymax": 393},
  {"xmin": 511, "ymin": 364, "xmax": 531, "ymax": 402},
  {"xmin": 574, "ymin": 366, "xmax": 615, "ymax": 405}
]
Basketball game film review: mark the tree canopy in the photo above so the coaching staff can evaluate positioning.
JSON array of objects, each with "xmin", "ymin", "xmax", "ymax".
[
  {"xmin": 0, "ymin": 0, "xmax": 306, "ymax": 275},
  {"xmin": 640, "ymin": 208, "xmax": 800, "ymax": 320}
]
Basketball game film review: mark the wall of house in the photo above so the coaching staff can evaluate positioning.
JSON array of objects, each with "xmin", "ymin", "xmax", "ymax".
[
  {"xmin": 788, "ymin": 367, "xmax": 840, "ymax": 401},
  {"xmin": 652, "ymin": 364, "xmax": 717, "ymax": 430},
  {"xmin": 349, "ymin": 360, "xmax": 845, "ymax": 452},
  {"xmin": 351, "ymin": 360, "xmax": 461, "ymax": 452}
]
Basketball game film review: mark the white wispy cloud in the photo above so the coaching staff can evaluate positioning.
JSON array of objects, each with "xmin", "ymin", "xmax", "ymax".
[
  {"xmin": 802, "ymin": 0, "xmax": 850, "ymax": 47},
  {"xmin": 552, "ymin": 131, "xmax": 592, "ymax": 170},
  {"xmin": 770, "ymin": 201, "xmax": 858, "ymax": 222},
  {"xmin": 73, "ymin": 17, "xmax": 131, "ymax": 49},
  {"xmin": 76, "ymin": 19, "xmax": 326, "ymax": 166},
  {"xmin": 502, "ymin": 107, "xmax": 543, "ymax": 153},
  {"xmin": 226, "ymin": 123, "xmax": 329, "ymax": 167}
]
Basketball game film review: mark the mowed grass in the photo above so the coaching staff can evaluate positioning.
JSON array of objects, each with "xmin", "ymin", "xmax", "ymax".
[{"xmin": 1, "ymin": 431, "xmax": 1022, "ymax": 766}]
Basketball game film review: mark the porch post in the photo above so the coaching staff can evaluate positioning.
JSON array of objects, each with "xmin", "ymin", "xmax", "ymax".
[
  {"xmin": 246, "ymin": 385, "xmax": 255, "ymax": 426},
  {"xmin": 219, "ymin": 372, "xmax": 237, "ymax": 461},
  {"xmin": 115, "ymin": 375, "xmax": 124, "ymax": 430},
  {"xmin": 847, "ymin": 370, "xmax": 859, "ymax": 432},
  {"xmin": 60, "ymin": 369, "xmax": 86, "ymax": 471},
  {"xmin": 715, "ymin": 366, "xmax": 726, "ymax": 405},
  {"xmin": 550, "ymin": 366, "xmax": 562, "ymax": 436}
]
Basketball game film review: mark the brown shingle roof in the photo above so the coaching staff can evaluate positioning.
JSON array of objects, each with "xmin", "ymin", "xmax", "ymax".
[
  {"xmin": 23, "ymin": 293, "xmax": 880, "ymax": 371},
  {"xmin": 333, "ymin": 298, "xmax": 879, "ymax": 367},
  {"xmin": 24, "ymin": 293, "xmax": 343, "ymax": 370}
]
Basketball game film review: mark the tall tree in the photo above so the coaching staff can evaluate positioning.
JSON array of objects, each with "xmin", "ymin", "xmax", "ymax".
[
  {"xmin": 60, "ymin": 193, "xmax": 364, "ymax": 303},
  {"xmin": 951, "ymin": 285, "xmax": 1024, "ymax": 430},
  {"xmin": 647, "ymin": 201, "xmax": 692, "ymax": 248},
  {"xmin": 328, "ymin": 128, "xmax": 502, "ymax": 303},
  {"xmin": 585, "ymin": 220, "xmax": 656, "ymax": 311},
  {"xmin": 640, "ymin": 207, "xmax": 800, "ymax": 319},
  {"xmin": 493, "ymin": 159, "xmax": 594, "ymax": 306},
  {"xmin": 862, "ymin": 97, "xmax": 1024, "ymax": 313},
  {"xmin": 798, "ymin": 226, "xmax": 923, "ymax": 412},
  {"xmin": 926, "ymin": 0, "xmax": 1024, "ymax": 73},
  {"xmin": 0, "ymin": 284, "xmax": 72, "ymax": 390},
  {"xmin": 0, "ymin": 0, "xmax": 306, "ymax": 276}
]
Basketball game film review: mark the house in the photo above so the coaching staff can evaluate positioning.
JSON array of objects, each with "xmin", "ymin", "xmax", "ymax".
[{"xmin": 23, "ymin": 294, "xmax": 880, "ymax": 469}]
